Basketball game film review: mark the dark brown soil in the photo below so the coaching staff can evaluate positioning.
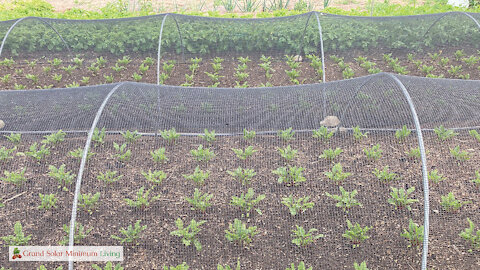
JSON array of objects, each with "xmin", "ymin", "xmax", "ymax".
[
  {"xmin": 0, "ymin": 47, "xmax": 479, "ymax": 90},
  {"xmin": 1, "ymin": 130, "xmax": 479, "ymax": 269}
]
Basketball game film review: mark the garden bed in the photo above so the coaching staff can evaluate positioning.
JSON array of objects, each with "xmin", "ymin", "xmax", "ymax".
[{"xmin": 1, "ymin": 129, "xmax": 479, "ymax": 269}]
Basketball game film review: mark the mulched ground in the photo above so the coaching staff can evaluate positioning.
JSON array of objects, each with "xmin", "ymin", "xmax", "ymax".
[
  {"xmin": 0, "ymin": 130, "xmax": 479, "ymax": 269},
  {"xmin": 0, "ymin": 46, "xmax": 479, "ymax": 90}
]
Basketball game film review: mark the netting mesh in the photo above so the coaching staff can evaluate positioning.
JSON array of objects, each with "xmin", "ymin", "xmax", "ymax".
[{"xmin": 0, "ymin": 11, "xmax": 480, "ymax": 270}]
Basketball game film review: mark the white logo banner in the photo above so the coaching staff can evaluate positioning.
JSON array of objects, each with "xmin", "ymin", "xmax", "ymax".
[{"xmin": 8, "ymin": 246, "xmax": 123, "ymax": 262}]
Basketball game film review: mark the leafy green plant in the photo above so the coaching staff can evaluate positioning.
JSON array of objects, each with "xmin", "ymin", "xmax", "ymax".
[
  {"xmin": 37, "ymin": 266, "xmax": 63, "ymax": 270},
  {"xmin": 92, "ymin": 262, "xmax": 123, "ymax": 270},
  {"xmin": 312, "ymin": 126, "xmax": 334, "ymax": 141},
  {"xmin": 278, "ymin": 127, "xmax": 295, "ymax": 141},
  {"xmin": 92, "ymin": 127, "xmax": 106, "ymax": 146},
  {"xmin": 227, "ymin": 167, "xmax": 256, "ymax": 186},
  {"xmin": 428, "ymin": 169, "xmax": 445, "ymax": 184},
  {"xmin": 25, "ymin": 73, "xmax": 38, "ymax": 84},
  {"xmin": 450, "ymin": 146, "xmax": 470, "ymax": 162},
  {"xmin": 459, "ymin": 218, "xmax": 480, "ymax": 252},
  {"xmin": 59, "ymin": 222, "xmax": 92, "ymax": 245},
  {"xmin": 342, "ymin": 220, "xmax": 371, "ymax": 248},
  {"xmin": 319, "ymin": 148, "xmax": 343, "ymax": 161},
  {"xmin": 0, "ymin": 146, "xmax": 15, "ymax": 161},
  {"xmin": 225, "ymin": 218, "xmax": 258, "ymax": 246},
  {"xmin": 185, "ymin": 188, "xmax": 212, "ymax": 212},
  {"xmin": 231, "ymin": 188, "xmax": 265, "ymax": 217},
  {"xmin": 231, "ymin": 146, "xmax": 257, "ymax": 160},
  {"xmin": 163, "ymin": 262, "xmax": 189, "ymax": 270},
  {"xmin": 243, "ymin": 129, "xmax": 256, "ymax": 140},
  {"xmin": 52, "ymin": 73, "xmax": 62, "ymax": 82},
  {"xmin": 69, "ymin": 148, "xmax": 94, "ymax": 160},
  {"xmin": 217, "ymin": 259, "xmax": 240, "ymax": 270},
  {"xmin": 38, "ymin": 193, "xmax": 58, "ymax": 210},
  {"xmin": 199, "ymin": 129, "xmax": 216, "ymax": 143},
  {"xmin": 434, "ymin": 125, "xmax": 458, "ymax": 140},
  {"xmin": 25, "ymin": 143, "xmax": 50, "ymax": 161},
  {"xmin": 150, "ymin": 147, "xmax": 168, "ymax": 163},
  {"xmin": 125, "ymin": 187, "xmax": 160, "ymax": 209},
  {"xmin": 352, "ymin": 126, "xmax": 368, "ymax": 140},
  {"xmin": 183, "ymin": 166, "xmax": 209, "ymax": 185},
  {"xmin": 353, "ymin": 261, "xmax": 369, "ymax": 270},
  {"xmin": 401, "ymin": 219, "xmax": 424, "ymax": 248},
  {"xmin": 441, "ymin": 192, "xmax": 471, "ymax": 212},
  {"xmin": 272, "ymin": 165, "xmax": 306, "ymax": 186},
  {"xmin": 472, "ymin": 171, "xmax": 480, "ymax": 187},
  {"xmin": 62, "ymin": 65, "xmax": 76, "ymax": 75},
  {"xmin": 373, "ymin": 166, "xmax": 399, "ymax": 182},
  {"xmin": 142, "ymin": 169, "xmax": 166, "ymax": 184},
  {"xmin": 281, "ymin": 195, "xmax": 314, "ymax": 216},
  {"xmin": 286, "ymin": 261, "xmax": 312, "ymax": 270},
  {"xmin": 50, "ymin": 58, "xmax": 62, "ymax": 67},
  {"xmin": 113, "ymin": 142, "xmax": 131, "ymax": 163},
  {"xmin": 117, "ymin": 56, "xmax": 131, "ymax": 66},
  {"xmin": 81, "ymin": 76, "xmax": 90, "ymax": 85},
  {"xmin": 4, "ymin": 133, "xmax": 21, "ymax": 144},
  {"xmin": 405, "ymin": 147, "xmax": 421, "ymax": 160},
  {"xmin": 1, "ymin": 74, "xmax": 11, "ymax": 83},
  {"xmin": 97, "ymin": 170, "xmax": 121, "ymax": 184},
  {"xmin": 111, "ymin": 220, "xmax": 146, "ymax": 245},
  {"xmin": 169, "ymin": 218, "xmax": 207, "ymax": 254},
  {"xmin": 324, "ymin": 163, "xmax": 351, "ymax": 184},
  {"xmin": 78, "ymin": 192, "xmax": 100, "ymax": 214},
  {"xmin": 363, "ymin": 144, "xmax": 382, "ymax": 160},
  {"xmin": 132, "ymin": 72, "xmax": 142, "ymax": 82},
  {"xmin": 388, "ymin": 187, "xmax": 418, "ymax": 211},
  {"xmin": 121, "ymin": 130, "xmax": 141, "ymax": 143},
  {"xmin": 48, "ymin": 164, "xmax": 75, "ymax": 189},
  {"xmin": 470, "ymin": 130, "xmax": 480, "ymax": 142},
  {"xmin": 72, "ymin": 56, "xmax": 84, "ymax": 66},
  {"xmin": 190, "ymin": 145, "xmax": 215, "ymax": 162},
  {"xmin": 454, "ymin": 49, "xmax": 465, "ymax": 61},
  {"xmin": 291, "ymin": 225, "xmax": 323, "ymax": 247},
  {"xmin": 1, "ymin": 168, "xmax": 27, "ymax": 185},
  {"xmin": 42, "ymin": 130, "xmax": 66, "ymax": 145},
  {"xmin": 160, "ymin": 128, "xmax": 180, "ymax": 144},
  {"xmin": 14, "ymin": 83, "xmax": 25, "ymax": 90},
  {"xmin": 395, "ymin": 125, "xmax": 411, "ymax": 142},
  {"xmin": 278, "ymin": 145, "xmax": 298, "ymax": 162},
  {"xmin": 66, "ymin": 82, "xmax": 80, "ymax": 88},
  {"xmin": 1, "ymin": 221, "xmax": 31, "ymax": 246},
  {"xmin": 325, "ymin": 186, "xmax": 362, "ymax": 212}
]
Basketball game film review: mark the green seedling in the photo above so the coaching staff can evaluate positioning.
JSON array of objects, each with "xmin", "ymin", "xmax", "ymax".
[
  {"xmin": 117, "ymin": 56, "xmax": 131, "ymax": 66},
  {"xmin": 49, "ymin": 58, "xmax": 62, "ymax": 67},
  {"xmin": 170, "ymin": 218, "xmax": 206, "ymax": 251},
  {"xmin": 49, "ymin": 164, "xmax": 75, "ymax": 189},
  {"xmin": 401, "ymin": 219, "xmax": 424, "ymax": 248},
  {"xmin": 143, "ymin": 57, "xmax": 154, "ymax": 66},
  {"xmin": 139, "ymin": 63, "xmax": 149, "ymax": 74},
  {"xmin": 353, "ymin": 261, "xmax": 369, "ymax": 270},
  {"xmin": 25, "ymin": 74, "xmax": 38, "ymax": 83},
  {"xmin": 42, "ymin": 130, "xmax": 66, "ymax": 145},
  {"xmin": 395, "ymin": 125, "xmax": 411, "ymax": 142},
  {"xmin": 0, "ymin": 146, "xmax": 15, "ymax": 161},
  {"xmin": 225, "ymin": 219, "xmax": 258, "ymax": 246},
  {"xmin": 388, "ymin": 186, "xmax": 418, "ymax": 211},
  {"xmin": 190, "ymin": 145, "xmax": 214, "ymax": 162},
  {"xmin": 69, "ymin": 148, "xmax": 95, "ymax": 160},
  {"xmin": 470, "ymin": 130, "xmax": 480, "ymax": 142},
  {"xmin": 92, "ymin": 262, "xmax": 123, "ymax": 270},
  {"xmin": 4, "ymin": 133, "xmax": 20, "ymax": 145},
  {"xmin": 14, "ymin": 83, "xmax": 25, "ymax": 90},
  {"xmin": 38, "ymin": 193, "xmax": 58, "ymax": 210},
  {"xmin": 325, "ymin": 186, "xmax": 362, "ymax": 212},
  {"xmin": 273, "ymin": 165, "xmax": 306, "ymax": 186},
  {"xmin": 342, "ymin": 220, "xmax": 371, "ymax": 248},
  {"xmin": 97, "ymin": 170, "xmax": 121, "ymax": 185},
  {"xmin": 1, "ymin": 74, "xmax": 11, "ymax": 83},
  {"xmin": 286, "ymin": 261, "xmax": 312, "ymax": 270},
  {"xmin": 185, "ymin": 188, "xmax": 212, "ymax": 212},
  {"xmin": 281, "ymin": 195, "xmax": 314, "ymax": 216},
  {"xmin": 163, "ymin": 61, "xmax": 175, "ymax": 75},
  {"xmin": 217, "ymin": 259, "xmax": 240, "ymax": 270},
  {"xmin": 406, "ymin": 147, "xmax": 421, "ymax": 159},
  {"xmin": 441, "ymin": 192, "xmax": 471, "ymax": 212},
  {"xmin": 66, "ymin": 82, "xmax": 80, "ymax": 88},
  {"xmin": 183, "ymin": 166, "xmax": 209, "ymax": 185},
  {"xmin": 243, "ymin": 129, "xmax": 256, "ymax": 140},
  {"xmin": 142, "ymin": 170, "xmax": 166, "ymax": 184},
  {"xmin": 1, "ymin": 169, "xmax": 26, "ymax": 185},
  {"xmin": 78, "ymin": 192, "xmax": 100, "ymax": 214},
  {"xmin": 199, "ymin": 129, "xmax": 216, "ymax": 143},
  {"xmin": 291, "ymin": 225, "xmax": 323, "ymax": 247},
  {"xmin": 81, "ymin": 76, "xmax": 90, "ymax": 84},
  {"xmin": 428, "ymin": 170, "xmax": 444, "ymax": 184},
  {"xmin": 312, "ymin": 126, "xmax": 334, "ymax": 141},
  {"xmin": 352, "ymin": 126, "xmax": 368, "ymax": 140},
  {"xmin": 104, "ymin": 74, "xmax": 114, "ymax": 83},
  {"xmin": 231, "ymin": 188, "xmax": 265, "ymax": 217},
  {"xmin": 111, "ymin": 220, "xmax": 146, "ymax": 245},
  {"xmin": 92, "ymin": 127, "xmax": 106, "ymax": 147},
  {"xmin": 472, "ymin": 171, "xmax": 480, "ymax": 187},
  {"xmin": 1, "ymin": 221, "xmax": 31, "ymax": 246},
  {"xmin": 434, "ymin": 125, "xmax": 458, "ymax": 140},
  {"xmin": 132, "ymin": 72, "xmax": 142, "ymax": 82},
  {"xmin": 121, "ymin": 130, "xmax": 141, "ymax": 143},
  {"xmin": 459, "ymin": 218, "xmax": 480, "ymax": 252},
  {"xmin": 37, "ymin": 265, "xmax": 63, "ymax": 270},
  {"xmin": 319, "ymin": 148, "xmax": 343, "ymax": 161},
  {"xmin": 72, "ymin": 57, "xmax": 84, "ymax": 66},
  {"xmin": 364, "ymin": 144, "xmax": 382, "ymax": 160},
  {"xmin": 160, "ymin": 128, "xmax": 180, "ymax": 144},
  {"xmin": 373, "ymin": 166, "xmax": 399, "ymax": 182},
  {"xmin": 113, "ymin": 142, "xmax": 131, "ymax": 163},
  {"xmin": 125, "ymin": 187, "xmax": 160, "ymax": 209},
  {"xmin": 163, "ymin": 263, "xmax": 189, "ymax": 270},
  {"xmin": 60, "ymin": 222, "xmax": 92, "ymax": 245},
  {"xmin": 25, "ymin": 143, "xmax": 50, "ymax": 161},
  {"xmin": 150, "ymin": 148, "xmax": 168, "ymax": 163},
  {"xmin": 278, "ymin": 127, "xmax": 295, "ymax": 141},
  {"xmin": 324, "ymin": 163, "xmax": 351, "ymax": 184},
  {"xmin": 227, "ymin": 167, "xmax": 256, "ymax": 185},
  {"xmin": 450, "ymin": 146, "xmax": 470, "ymax": 162},
  {"xmin": 232, "ymin": 146, "xmax": 257, "ymax": 160},
  {"xmin": 111, "ymin": 64, "xmax": 125, "ymax": 72},
  {"xmin": 278, "ymin": 145, "xmax": 297, "ymax": 162},
  {"xmin": 62, "ymin": 65, "xmax": 76, "ymax": 75}
]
